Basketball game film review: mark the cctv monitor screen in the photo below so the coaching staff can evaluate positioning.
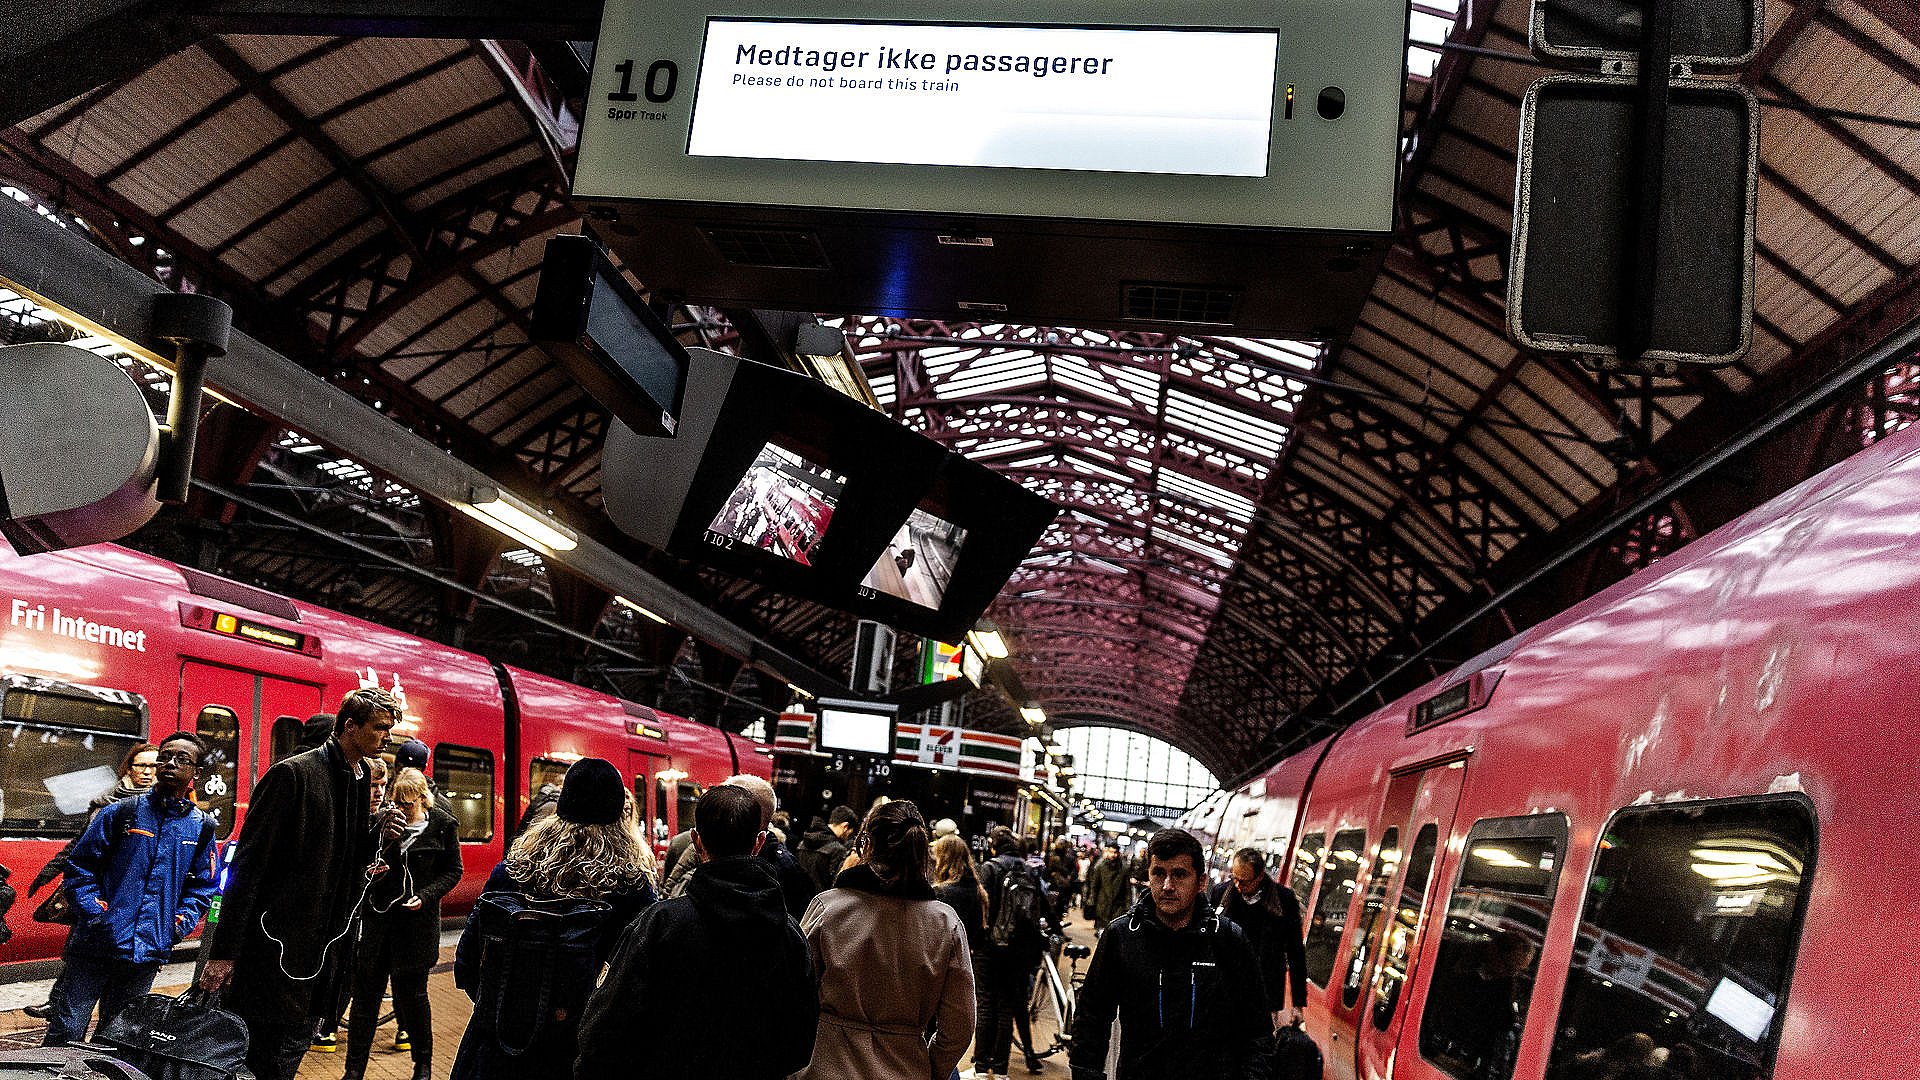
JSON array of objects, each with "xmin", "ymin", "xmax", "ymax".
[
  {"xmin": 861, "ymin": 507, "xmax": 968, "ymax": 610},
  {"xmin": 706, "ymin": 442, "xmax": 846, "ymax": 566},
  {"xmin": 815, "ymin": 698, "xmax": 898, "ymax": 756},
  {"xmin": 687, "ymin": 20, "xmax": 1279, "ymax": 177}
]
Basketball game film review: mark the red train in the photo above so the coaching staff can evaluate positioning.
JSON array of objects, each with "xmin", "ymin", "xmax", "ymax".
[
  {"xmin": 0, "ymin": 541, "xmax": 770, "ymax": 968},
  {"xmin": 1183, "ymin": 420, "xmax": 1920, "ymax": 1080}
]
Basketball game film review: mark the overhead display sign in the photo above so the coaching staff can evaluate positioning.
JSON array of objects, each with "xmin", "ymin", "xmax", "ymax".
[
  {"xmin": 688, "ymin": 21, "xmax": 1277, "ymax": 177},
  {"xmin": 571, "ymin": 0, "xmax": 1406, "ymax": 335}
]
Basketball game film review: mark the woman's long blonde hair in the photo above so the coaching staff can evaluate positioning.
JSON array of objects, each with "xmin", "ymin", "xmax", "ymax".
[{"xmin": 504, "ymin": 801, "xmax": 656, "ymax": 898}]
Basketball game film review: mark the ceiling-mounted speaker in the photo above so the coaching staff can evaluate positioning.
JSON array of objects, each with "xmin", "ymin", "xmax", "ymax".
[{"xmin": 0, "ymin": 342, "xmax": 161, "ymax": 554}]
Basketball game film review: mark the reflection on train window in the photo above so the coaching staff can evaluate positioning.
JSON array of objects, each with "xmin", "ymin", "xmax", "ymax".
[
  {"xmin": 1344, "ymin": 827, "xmax": 1401, "ymax": 1007},
  {"xmin": 194, "ymin": 706, "xmax": 241, "ymax": 840},
  {"xmin": 269, "ymin": 715, "xmax": 303, "ymax": 764},
  {"xmin": 0, "ymin": 684, "xmax": 146, "ymax": 838},
  {"xmin": 1374, "ymin": 823, "xmax": 1440, "ymax": 1030},
  {"xmin": 676, "ymin": 781, "xmax": 701, "ymax": 836},
  {"xmin": 1304, "ymin": 828, "xmax": 1366, "ymax": 987},
  {"xmin": 529, "ymin": 758, "xmax": 570, "ymax": 802},
  {"xmin": 434, "ymin": 744, "xmax": 494, "ymax": 842},
  {"xmin": 1418, "ymin": 814, "xmax": 1567, "ymax": 1080},
  {"xmin": 1545, "ymin": 798, "xmax": 1813, "ymax": 1080},
  {"xmin": 1290, "ymin": 832, "xmax": 1327, "ymax": 913}
]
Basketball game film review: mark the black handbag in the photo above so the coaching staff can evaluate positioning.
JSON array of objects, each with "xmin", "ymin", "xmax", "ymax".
[
  {"xmin": 1270, "ymin": 1020, "xmax": 1324, "ymax": 1080},
  {"xmin": 95, "ymin": 989, "xmax": 251, "ymax": 1080},
  {"xmin": 31, "ymin": 884, "xmax": 74, "ymax": 926},
  {"xmin": 0, "ymin": 864, "xmax": 14, "ymax": 945}
]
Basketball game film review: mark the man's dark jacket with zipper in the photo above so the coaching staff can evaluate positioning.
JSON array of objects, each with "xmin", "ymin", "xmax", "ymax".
[
  {"xmin": 1068, "ymin": 892, "xmax": 1272, "ymax": 1080},
  {"xmin": 206, "ymin": 738, "xmax": 373, "ymax": 1021}
]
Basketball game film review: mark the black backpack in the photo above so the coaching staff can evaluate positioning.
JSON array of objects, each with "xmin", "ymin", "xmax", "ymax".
[
  {"xmin": 470, "ymin": 891, "xmax": 613, "ymax": 1056},
  {"xmin": 987, "ymin": 859, "xmax": 1042, "ymax": 950}
]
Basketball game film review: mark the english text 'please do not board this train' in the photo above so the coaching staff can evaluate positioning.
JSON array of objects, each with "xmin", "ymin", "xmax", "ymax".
[
  {"xmin": 0, "ymin": 540, "xmax": 771, "ymax": 966},
  {"xmin": 1180, "ymin": 420, "xmax": 1920, "ymax": 1080}
]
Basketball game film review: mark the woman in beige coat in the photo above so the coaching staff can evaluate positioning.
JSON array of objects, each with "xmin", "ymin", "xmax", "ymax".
[{"xmin": 792, "ymin": 800, "xmax": 977, "ymax": 1080}]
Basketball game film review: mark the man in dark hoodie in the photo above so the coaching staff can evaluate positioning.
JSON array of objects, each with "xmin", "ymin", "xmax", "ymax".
[
  {"xmin": 797, "ymin": 805, "xmax": 857, "ymax": 891},
  {"xmin": 201, "ymin": 688, "xmax": 399, "ymax": 1080},
  {"xmin": 575, "ymin": 785, "xmax": 818, "ymax": 1080},
  {"xmin": 1069, "ymin": 828, "xmax": 1271, "ymax": 1080}
]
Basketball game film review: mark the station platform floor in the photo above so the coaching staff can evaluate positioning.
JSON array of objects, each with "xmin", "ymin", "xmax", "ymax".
[{"xmin": 0, "ymin": 914, "xmax": 1101, "ymax": 1080}]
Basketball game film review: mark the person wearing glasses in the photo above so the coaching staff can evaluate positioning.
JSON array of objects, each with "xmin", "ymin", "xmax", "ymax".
[
  {"xmin": 43, "ymin": 732, "xmax": 218, "ymax": 1045},
  {"xmin": 23, "ymin": 742, "xmax": 161, "ymax": 1023}
]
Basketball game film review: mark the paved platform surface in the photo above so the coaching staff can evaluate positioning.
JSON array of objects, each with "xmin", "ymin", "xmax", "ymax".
[{"xmin": 0, "ymin": 916, "xmax": 1104, "ymax": 1080}]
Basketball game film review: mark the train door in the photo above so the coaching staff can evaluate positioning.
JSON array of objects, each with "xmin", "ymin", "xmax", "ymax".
[
  {"xmin": 180, "ymin": 661, "xmax": 323, "ymax": 840},
  {"xmin": 628, "ymin": 750, "xmax": 669, "ymax": 844},
  {"xmin": 1352, "ymin": 758, "xmax": 1469, "ymax": 1080}
]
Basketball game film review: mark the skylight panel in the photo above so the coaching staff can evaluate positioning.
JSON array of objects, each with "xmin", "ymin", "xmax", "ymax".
[
  {"xmin": 1064, "ymin": 450, "xmax": 1140, "ymax": 485},
  {"xmin": 1154, "ymin": 524, "xmax": 1236, "ymax": 567},
  {"xmin": 1052, "ymin": 358, "xmax": 1134, "ymax": 408},
  {"xmin": 1214, "ymin": 336, "xmax": 1319, "ymax": 370},
  {"xmin": 1157, "ymin": 468, "xmax": 1259, "ymax": 521},
  {"xmin": 1162, "ymin": 388, "xmax": 1289, "ymax": 460}
]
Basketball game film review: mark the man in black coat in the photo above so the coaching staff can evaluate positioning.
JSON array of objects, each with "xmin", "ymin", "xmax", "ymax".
[
  {"xmin": 1070, "ymin": 829, "xmax": 1271, "ymax": 1080},
  {"xmin": 575, "ymin": 785, "xmax": 818, "ymax": 1080},
  {"xmin": 201, "ymin": 688, "xmax": 400, "ymax": 1080},
  {"xmin": 1208, "ymin": 847, "xmax": 1309, "ymax": 1027},
  {"xmin": 796, "ymin": 805, "xmax": 857, "ymax": 891}
]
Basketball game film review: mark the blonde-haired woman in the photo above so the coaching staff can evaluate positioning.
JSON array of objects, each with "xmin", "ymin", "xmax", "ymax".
[
  {"xmin": 345, "ymin": 767, "xmax": 461, "ymax": 1080},
  {"xmin": 450, "ymin": 758, "xmax": 656, "ymax": 1080}
]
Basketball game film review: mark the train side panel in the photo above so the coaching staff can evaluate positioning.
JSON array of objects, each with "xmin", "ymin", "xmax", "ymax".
[{"xmin": 1273, "ymin": 424, "xmax": 1920, "ymax": 1080}]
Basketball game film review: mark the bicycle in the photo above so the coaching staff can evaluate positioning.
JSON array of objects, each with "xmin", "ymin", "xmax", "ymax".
[{"xmin": 1026, "ymin": 935, "xmax": 1093, "ymax": 1060}]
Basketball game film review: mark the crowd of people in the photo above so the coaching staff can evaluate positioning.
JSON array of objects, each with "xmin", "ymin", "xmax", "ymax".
[{"xmin": 21, "ymin": 687, "xmax": 1320, "ymax": 1080}]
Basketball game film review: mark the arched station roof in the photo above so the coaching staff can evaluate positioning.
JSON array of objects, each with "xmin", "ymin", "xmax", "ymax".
[{"xmin": 1, "ymin": 0, "xmax": 1917, "ymax": 780}]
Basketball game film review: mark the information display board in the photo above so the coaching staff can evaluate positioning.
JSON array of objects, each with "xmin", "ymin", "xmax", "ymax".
[
  {"xmin": 688, "ymin": 21, "xmax": 1278, "ymax": 177},
  {"xmin": 571, "ymin": 0, "xmax": 1407, "ymax": 336}
]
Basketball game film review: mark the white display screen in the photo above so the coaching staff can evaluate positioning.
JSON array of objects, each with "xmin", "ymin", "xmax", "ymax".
[
  {"xmin": 816, "ymin": 701, "xmax": 896, "ymax": 756},
  {"xmin": 688, "ymin": 20, "xmax": 1278, "ymax": 177},
  {"xmin": 1704, "ymin": 976, "xmax": 1775, "ymax": 1042}
]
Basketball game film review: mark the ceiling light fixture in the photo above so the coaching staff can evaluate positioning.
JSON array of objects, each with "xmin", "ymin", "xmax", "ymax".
[
  {"xmin": 969, "ymin": 624, "xmax": 1010, "ymax": 659},
  {"xmin": 613, "ymin": 595, "xmax": 669, "ymax": 624},
  {"xmin": 467, "ymin": 485, "xmax": 578, "ymax": 552},
  {"xmin": 1020, "ymin": 705, "xmax": 1047, "ymax": 726}
]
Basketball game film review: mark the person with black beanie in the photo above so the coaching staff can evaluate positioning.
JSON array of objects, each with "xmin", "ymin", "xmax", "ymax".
[{"xmin": 450, "ymin": 757, "xmax": 657, "ymax": 1080}]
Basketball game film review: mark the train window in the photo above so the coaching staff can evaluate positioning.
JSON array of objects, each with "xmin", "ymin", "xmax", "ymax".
[
  {"xmin": 1304, "ymin": 828, "xmax": 1366, "ymax": 987},
  {"xmin": 434, "ymin": 744, "xmax": 495, "ymax": 843},
  {"xmin": 676, "ymin": 781, "xmax": 701, "ymax": 835},
  {"xmin": 194, "ymin": 706, "xmax": 241, "ymax": 840},
  {"xmin": 529, "ymin": 758, "xmax": 570, "ymax": 800},
  {"xmin": 1290, "ymin": 832, "xmax": 1327, "ymax": 912},
  {"xmin": 1343, "ymin": 827, "xmax": 1401, "ymax": 1007},
  {"xmin": 269, "ymin": 715, "xmax": 303, "ymax": 764},
  {"xmin": 0, "ymin": 684, "xmax": 146, "ymax": 838},
  {"xmin": 1374, "ymin": 823, "xmax": 1441, "ymax": 1030},
  {"xmin": 1546, "ymin": 797, "xmax": 1813, "ymax": 1080},
  {"xmin": 1418, "ymin": 813, "xmax": 1568, "ymax": 1080}
]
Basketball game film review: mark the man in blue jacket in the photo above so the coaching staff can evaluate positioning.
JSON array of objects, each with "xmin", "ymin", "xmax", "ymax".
[{"xmin": 44, "ymin": 731, "xmax": 217, "ymax": 1045}]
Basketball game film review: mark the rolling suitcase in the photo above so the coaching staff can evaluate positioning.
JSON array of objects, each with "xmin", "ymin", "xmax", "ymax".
[
  {"xmin": 0, "ymin": 1046, "xmax": 151, "ymax": 1080},
  {"xmin": 1270, "ymin": 1020, "xmax": 1324, "ymax": 1080}
]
